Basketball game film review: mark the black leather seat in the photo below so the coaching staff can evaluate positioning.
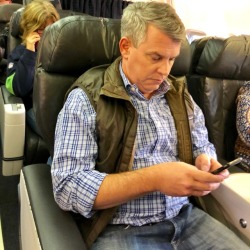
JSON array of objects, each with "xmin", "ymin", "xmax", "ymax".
[
  {"xmin": 20, "ymin": 14, "xmax": 121, "ymax": 250},
  {"xmin": 0, "ymin": 3, "xmax": 23, "ymax": 48},
  {"xmin": 187, "ymin": 36, "xmax": 250, "ymax": 245},
  {"xmin": 0, "ymin": 3, "xmax": 22, "ymax": 85},
  {"xmin": 0, "ymin": 8, "xmax": 90, "ymax": 176},
  {"xmin": 187, "ymin": 35, "xmax": 250, "ymax": 165},
  {"xmin": 19, "ymin": 15, "xmax": 191, "ymax": 249}
]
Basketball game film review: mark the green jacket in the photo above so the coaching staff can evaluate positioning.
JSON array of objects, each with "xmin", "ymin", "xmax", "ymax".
[{"xmin": 67, "ymin": 57, "xmax": 194, "ymax": 248}]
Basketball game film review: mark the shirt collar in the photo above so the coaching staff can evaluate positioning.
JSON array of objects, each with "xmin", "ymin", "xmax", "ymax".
[{"xmin": 119, "ymin": 61, "xmax": 170, "ymax": 99}]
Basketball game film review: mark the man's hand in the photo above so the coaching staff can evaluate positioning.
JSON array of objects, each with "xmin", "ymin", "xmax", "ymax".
[
  {"xmin": 195, "ymin": 154, "xmax": 230, "ymax": 178},
  {"xmin": 154, "ymin": 161, "xmax": 227, "ymax": 197}
]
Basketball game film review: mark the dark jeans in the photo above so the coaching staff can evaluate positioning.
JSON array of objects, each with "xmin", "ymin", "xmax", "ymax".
[{"xmin": 92, "ymin": 204, "xmax": 248, "ymax": 250}]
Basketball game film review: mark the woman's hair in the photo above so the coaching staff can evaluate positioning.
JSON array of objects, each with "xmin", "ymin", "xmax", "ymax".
[
  {"xmin": 121, "ymin": 2, "xmax": 186, "ymax": 48},
  {"xmin": 20, "ymin": 0, "xmax": 60, "ymax": 42}
]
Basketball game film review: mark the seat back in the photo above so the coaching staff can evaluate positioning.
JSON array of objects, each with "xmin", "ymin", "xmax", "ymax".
[
  {"xmin": 6, "ymin": 7, "xmax": 22, "ymax": 58},
  {"xmin": 0, "ymin": 3, "xmax": 22, "ymax": 84},
  {"xmin": 0, "ymin": 3, "xmax": 22, "ymax": 46},
  {"xmin": 33, "ymin": 14, "xmax": 191, "ymax": 157},
  {"xmin": 22, "ymin": 0, "xmax": 62, "ymax": 8},
  {"xmin": 33, "ymin": 15, "xmax": 121, "ymax": 156},
  {"xmin": 187, "ymin": 35, "xmax": 250, "ymax": 162},
  {"xmin": 0, "ymin": 8, "xmax": 90, "ymax": 175},
  {"xmin": 60, "ymin": 0, "xmax": 131, "ymax": 18},
  {"xmin": 23, "ymin": 9, "xmax": 91, "ymax": 165},
  {"xmin": 0, "ymin": 3, "xmax": 22, "ymax": 35}
]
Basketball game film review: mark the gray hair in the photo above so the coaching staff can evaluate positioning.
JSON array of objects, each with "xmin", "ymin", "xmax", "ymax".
[{"xmin": 121, "ymin": 2, "xmax": 186, "ymax": 47}]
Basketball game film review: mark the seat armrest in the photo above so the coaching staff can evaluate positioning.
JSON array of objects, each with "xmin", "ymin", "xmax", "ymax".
[
  {"xmin": 20, "ymin": 164, "xmax": 87, "ymax": 250},
  {"xmin": 211, "ymin": 173, "xmax": 250, "ymax": 245},
  {"xmin": 0, "ymin": 85, "xmax": 25, "ymax": 175},
  {"xmin": 0, "ymin": 85, "xmax": 23, "ymax": 104}
]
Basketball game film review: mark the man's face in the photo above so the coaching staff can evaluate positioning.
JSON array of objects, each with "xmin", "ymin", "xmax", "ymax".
[{"xmin": 120, "ymin": 24, "xmax": 181, "ymax": 99}]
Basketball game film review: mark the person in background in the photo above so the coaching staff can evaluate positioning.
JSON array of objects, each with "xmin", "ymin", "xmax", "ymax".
[
  {"xmin": 5, "ymin": 0, "xmax": 59, "ymax": 134},
  {"xmin": 0, "ymin": 0, "xmax": 12, "ymax": 4},
  {"xmin": 235, "ymin": 81, "xmax": 250, "ymax": 171},
  {"xmin": 52, "ymin": 2, "xmax": 248, "ymax": 249},
  {"xmin": 0, "ymin": 0, "xmax": 11, "ymax": 83}
]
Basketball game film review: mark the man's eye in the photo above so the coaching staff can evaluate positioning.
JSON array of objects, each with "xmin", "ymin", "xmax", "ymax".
[{"xmin": 151, "ymin": 56, "xmax": 161, "ymax": 61}]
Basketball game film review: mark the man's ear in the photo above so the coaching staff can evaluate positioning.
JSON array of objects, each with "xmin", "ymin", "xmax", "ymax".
[{"xmin": 119, "ymin": 37, "xmax": 132, "ymax": 59}]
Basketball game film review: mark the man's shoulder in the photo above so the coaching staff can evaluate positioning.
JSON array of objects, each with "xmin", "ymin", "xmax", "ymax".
[{"xmin": 66, "ymin": 88, "xmax": 94, "ymax": 110}]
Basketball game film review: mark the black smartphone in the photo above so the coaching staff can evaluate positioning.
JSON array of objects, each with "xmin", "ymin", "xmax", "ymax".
[{"xmin": 211, "ymin": 157, "xmax": 242, "ymax": 175}]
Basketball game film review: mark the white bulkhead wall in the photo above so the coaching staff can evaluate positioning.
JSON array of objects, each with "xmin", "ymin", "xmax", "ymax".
[{"xmin": 174, "ymin": 0, "xmax": 250, "ymax": 37}]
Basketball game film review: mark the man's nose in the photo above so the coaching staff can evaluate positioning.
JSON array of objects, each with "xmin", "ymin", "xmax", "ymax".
[{"xmin": 158, "ymin": 61, "xmax": 172, "ymax": 77}]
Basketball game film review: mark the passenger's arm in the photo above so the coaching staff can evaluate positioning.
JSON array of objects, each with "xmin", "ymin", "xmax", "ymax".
[
  {"xmin": 52, "ymin": 88, "xmax": 107, "ymax": 217},
  {"xmin": 93, "ymin": 161, "xmax": 226, "ymax": 210},
  {"xmin": 236, "ymin": 92, "xmax": 250, "ymax": 147},
  {"xmin": 6, "ymin": 45, "xmax": 36, "ymax": 96}
]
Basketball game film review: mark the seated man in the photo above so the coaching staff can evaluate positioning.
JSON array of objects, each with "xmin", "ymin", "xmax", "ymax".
[
  {"xmin": 235, "ymin": 81, "xmax": 250, "ymax": 171},
  {"xmin": 52, "ymin": 2, "xmax": 248, "ymax": 249}
]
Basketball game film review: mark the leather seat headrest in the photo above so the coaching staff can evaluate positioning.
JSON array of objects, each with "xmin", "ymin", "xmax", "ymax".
[
  {"xmin": 38, "ymin": 15, "xmax": 121, "ymax": 76},
  {"xmin": 170, "ymin": 38, "xmax": 191, "ymax": 76},
  {"xmin": 196, "ymin": 35, "xmax": 250, "ymax": 80},
  {"xmin": 0, "ymin": 3, "xmax": 22, "ymax": 23},
  {"xmin": 10, "ymin": 7, "xmax": 23, "ymax": 38},
  {"xmin": 38, "ymin": 15, "xmax": 190, "ymax": 78}
]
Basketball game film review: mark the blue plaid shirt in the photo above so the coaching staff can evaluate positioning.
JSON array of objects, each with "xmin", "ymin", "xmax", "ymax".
[{"xmin": 52, "ymin": 64, "xmax": 217, "ymax": 226}]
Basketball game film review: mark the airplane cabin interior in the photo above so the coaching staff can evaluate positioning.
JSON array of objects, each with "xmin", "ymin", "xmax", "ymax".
[{"xmin": 0, "ymin": 0, "xmax": 250, "ymax": 249}]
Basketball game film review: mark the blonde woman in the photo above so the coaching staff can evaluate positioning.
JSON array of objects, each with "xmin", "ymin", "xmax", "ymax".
[{"xmin": 5, "ymin": 0, "xmax": 59, "ymax": 134}]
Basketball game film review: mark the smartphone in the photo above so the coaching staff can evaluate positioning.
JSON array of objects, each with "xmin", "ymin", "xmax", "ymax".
[{"xmin": 211, "ymin": 157, "xmax": 242, "ymax": 174}]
